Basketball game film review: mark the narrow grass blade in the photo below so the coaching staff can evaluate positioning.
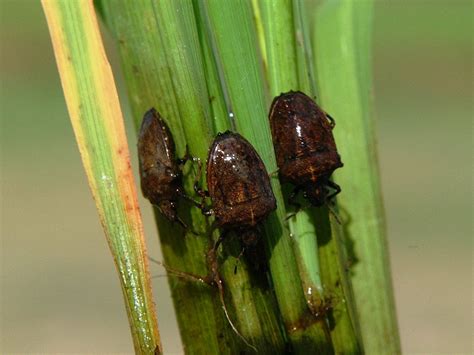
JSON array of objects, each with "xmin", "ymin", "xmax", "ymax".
[
  {"xmin": 313, "ymin": 209, "xmax": 362, "ymax": 354},
  {"xmin": 257, "ymin": 0, "xmax": 327, "ymax": 307},
  {"xmin": 257, "ymin": 0, "xmax": 326, "ymax": 327},
  {"xmin": 192, "ymin": 1, "xmax": 229, "ymax": 134},
  {"xmin": 41, "ymin": 1, "xmax": 161, "ymax": 353},
  {"xmin": 313, "ymin": 2, "xmax": 401, "ymax": 353},
  {"xmin": 293, "ymin": 0, "xmax": 317, "ymax": 95},
  {"xmin": 257, "ymin": 0, "xmax": 298, "ymax": 96}
]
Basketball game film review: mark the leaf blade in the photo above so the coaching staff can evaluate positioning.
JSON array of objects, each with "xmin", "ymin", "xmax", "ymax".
[
  {"xmin": 313, "ymin": 2, "xmax": 401, "ymax": 353},
  {"xmin": 42, "ymin": 1, "xmax": 161, "ymax": 353}
]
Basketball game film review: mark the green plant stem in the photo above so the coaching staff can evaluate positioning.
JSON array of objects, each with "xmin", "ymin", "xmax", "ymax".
[
  {"xmin": 314, "ymin": 209, "xmax": 362, "ymax": 354},
  {"xmin": 293, "ymin": 0, "xmax": 317, "ymax": 95},
  {"xmin": 257, "ymin": 0, "xmax": 324, "ymax": 332},
  {"xmin": 192, "ymin": 1, "xmax": 229, "ymax": 134},
  {"xmin": 313, "ymin": 1, "xmax": 401, "ymax": 353},
  {"xmin": 258, "ymin": 0, "xmax": 327, "ymax": 305}
]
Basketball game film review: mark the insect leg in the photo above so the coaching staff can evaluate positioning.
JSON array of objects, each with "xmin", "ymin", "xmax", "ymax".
[
  {"xmin": 177, "ymin": 189, "xmax": 204, "ymax": 209},
  {"xmin": 193, "ymin": 158, "xmax": 210, "ymax": 198},
  {"xmin": 324, "ymin": 181, "xmax": 342, "ymax": 224},
  {"xmin": 288, "ymin": 185, "xmax": 302, "ymax": 207},
  {"xmin": 268, "ymin": 167, "xmax": 280, "ymax": 178},
  {"xmin": 325, "ymin": 113, "xmax": 336, "ymax": 128},
  {"xmin": 176, "ymin": 144, "xmax": 191, "ymax": 165},
  {"xmin": 233, "ymin": 246, "xmax": 246, "ymax": 274},
  {"xmin": 148, "ymin": 256, "xmax": 212, "ymax": 285},
  {"xmin": 206, "ymin": 231, "xmax": 257, "ymax": 352},
  {"xmin": 187, "ymin": 158, "xmax": 214, "ymax": 218},
  {"xmin": 286, "ymin": 186, "xmax": 302, "ymax": 220},
  {"xmin": 174, "ymin": 215, "xmax": 189, "ymax": 230},
  {"xmin": 325, "ymin": 180, "xmax": 341, "ymax": 201}
]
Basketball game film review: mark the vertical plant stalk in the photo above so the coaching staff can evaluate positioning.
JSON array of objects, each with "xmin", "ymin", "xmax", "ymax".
[
  {"xmin": 313, "ymin": 1, "xmax": 401, "ymax": 354},
  {"xmin": 313, "ymin": 210, "xmax": 362, "ymax": 353},
  {"xmin": 258, "ymin": 0, "xmax": 328, "ymax": 306},
  {"xmin": 292, "ymin": 0, "xmax": 316, "ymax": 95},
  {"xmin": 192, "ymin": 0, "xmax": 229, "ymax": 134},
  {"xmin": 258, "ymin": 0, "xmax": 327, "ymax": 331},
  {"xmin": 42, "ymin": 0, "xmax": 161, "ymax": 353}
]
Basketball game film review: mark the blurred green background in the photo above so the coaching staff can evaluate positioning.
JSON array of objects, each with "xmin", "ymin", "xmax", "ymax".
[{"xmin": 1, "ymin": 1, "xmax": 471, "ymax": 354}]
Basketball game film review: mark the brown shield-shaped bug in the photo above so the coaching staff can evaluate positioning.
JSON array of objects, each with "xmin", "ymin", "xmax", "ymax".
[
  {"xmin": 150, "ymin": 131, "xmax": 274, "ymax": 351},
  {"xmin": 269, "ymin": 91, "xmax": 343, "ymax": 207},
  {"xmin": 137, "ymin": 108, "xmax": 193, "ymax": 229},
  {"xmin": 194, "ymin": 131, "xmax": 277, "ymax": 349},
  {"xmin": 203, "ymin": 131, "xmax": 277, "ymax": 247}
]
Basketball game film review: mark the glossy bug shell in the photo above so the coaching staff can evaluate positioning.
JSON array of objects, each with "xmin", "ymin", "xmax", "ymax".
[
  {"xmin": 269, "ymin": 91, "xmax": 343, "ymax": 186},
  {"xmin": 206, "ymin": 131, "xmax": 276, "ymax": 230},
  {"xmin": 137, "ymin": 108, "xmax": 181, "ymax": 221}
]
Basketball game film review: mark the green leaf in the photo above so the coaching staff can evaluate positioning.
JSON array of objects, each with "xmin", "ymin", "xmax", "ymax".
[
  {"xmin": 313, "ymin": 1, "xmax": 401, "ymax": 353},
  {"xmin": 42, "ymin": 1, "xmax": 160, "ymax": 353}
]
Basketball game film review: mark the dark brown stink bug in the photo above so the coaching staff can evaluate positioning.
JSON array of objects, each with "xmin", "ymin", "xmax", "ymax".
[
  {"xmin": 203, "ymin": 131, "xmax": 276, "ymax": 247},
  {"xmin": 138, "ymin": 108, "xmax": 190, "ymax": 229},
  {"xmin": 269, "ymin": 91, "xmax": 343, "ymax": 206}
]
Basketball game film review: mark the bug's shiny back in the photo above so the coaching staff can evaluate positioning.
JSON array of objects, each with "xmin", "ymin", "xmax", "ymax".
[
  {"xmin": 269, "ymin": 91, "xmax": 343, "ymax": 185},
  {"xmin": 138, "ymin": 108, "xmax": 181, "ymax": 221},
  {"xmin": 206, "ymin": 131, "xmax": 276, "ymax": 229}
]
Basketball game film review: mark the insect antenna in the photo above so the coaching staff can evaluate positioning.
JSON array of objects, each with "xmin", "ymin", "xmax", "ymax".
[
  {"xmin": 327, "ymin": 204, "xmax": 342, "ymax": 225},
  {"xmin": 209, "ymin": 239, "xmax": 257, "ymax": 352},
  {"xmin": 233, "ymin": 246, "xmax": 246, "ymax": 275},
  {"xmin": 215, "ymin": 277, "xmax": 257, "ymax": 352},
  {"xmin": 149, "ymin": 253, "xmax": 257, "ymax": 351},
  {"xmin": 148, "ymin": 256, "xmax": 209, "ymax": 284}
]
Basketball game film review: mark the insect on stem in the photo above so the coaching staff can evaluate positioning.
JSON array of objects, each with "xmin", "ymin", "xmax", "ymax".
[
  {"xmin": 269, "ymin": 91, "xmax": 343, "ymax": 208},
  {"xmin": 138, "ymin": 108, "xmax": 201, "ymax": 235}
]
